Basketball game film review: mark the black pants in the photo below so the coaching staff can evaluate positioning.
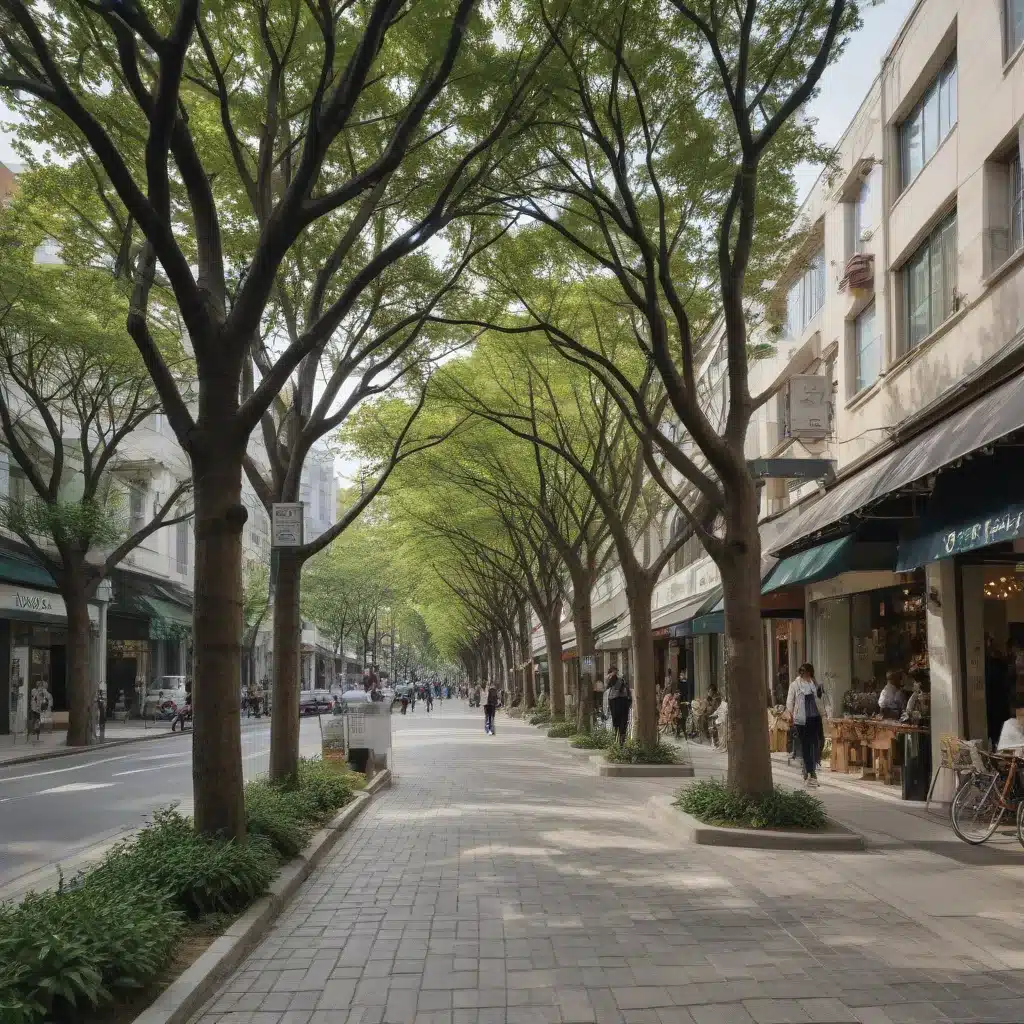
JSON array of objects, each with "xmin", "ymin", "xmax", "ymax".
[
  {"xmin": 484, "ymin": 704, "xmax": 495, "ymax": 733},
  {"xmin": 795, "ymin": 721, "xmax": 819, "ymax": 777},
  {"xmin": 609, "ymin": 699, "xmax": 629, "ymax": 745}
]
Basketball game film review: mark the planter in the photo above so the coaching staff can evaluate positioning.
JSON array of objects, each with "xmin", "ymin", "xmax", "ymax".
[
  {"xmin": 597, "ymin": 762, "xmax": 694, "ymax": 778},
  {"xmin": 646, "ymin": 793, "xmax": 864, "ymax": 851}
]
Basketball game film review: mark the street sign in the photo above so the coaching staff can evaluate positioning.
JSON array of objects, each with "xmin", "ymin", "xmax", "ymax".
[{"xmin": 272, "ymin": 502, "xmax": 304, "ymax": 547}]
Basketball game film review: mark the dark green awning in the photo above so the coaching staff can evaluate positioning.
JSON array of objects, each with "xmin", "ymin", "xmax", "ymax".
[
  {"xmin": 144, "ymin": 597, "xmax": 193, "ymax": 639},
  {"xmin": 0, "ymin": 551, "xmax": 56, "ymax": 588},
  {"xmin": 761, "ymin": 535, "xmax": 855, "ymax": 592},
  {"xmin": 689, "ymin": 611, "xmax": 724, "ymax": 635}
]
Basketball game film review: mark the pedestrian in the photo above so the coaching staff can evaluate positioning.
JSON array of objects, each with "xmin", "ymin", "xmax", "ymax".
[
  {"xmin": 425, "ymin": 688, "xmax": 434, "ymax": 712},
  {"xmin": 786, "ymin": 662, "xmax": 824, "ymax": 786},
  {"xmin": 675, "ymin": 667, "xmax": 692, "ymax": 737},
  {"xmin": 29, "ymin": 679, "xmax": 52, "ymax": 740},
  {"xmin": 878, "ymin": 669, "xmax": 907, "ymax": 720},
  {"xmin": 484, "ymin": 682, "xmax": 498, "ymax": 735},
  {"xmin": 400, "ymin": 694, "xmax": 409, "ymax": 715},
  {"xmin": 606, "ymin": 666, "xmax": 631, "ymax": 746}
]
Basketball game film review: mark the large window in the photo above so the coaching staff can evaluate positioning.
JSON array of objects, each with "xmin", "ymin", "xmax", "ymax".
[
  {"xmin": 854, "ymin": 302, "xmax": 882, "ymax": 394},
  {"xmin": 851, "ymin": 176, "xmax": 872, "ymax": 254},
  {"xmin": 1012, "ymin": 150, "xmax": 1024, "ymax": 256},
  {"xmin": 900, "ymin": 59, "xmax": 957, "ymax": 190},
  {"xmin": 129, "ymin": 486, "xmax": 145, "ymax": 534},
  {"xmin": 785, "ymin": 250, "xmax": 825, "ymax": 337},
  {"xmin": 1008, "ymin": 0, "xmax": 1024, "ymax": 58},
  {"xmin": 176, "ymin": 519, "xmax": 189, "ymax": 575},
  {"xmin": 902, "ymin": 211, "xmax": 957, "ymax": 350}
]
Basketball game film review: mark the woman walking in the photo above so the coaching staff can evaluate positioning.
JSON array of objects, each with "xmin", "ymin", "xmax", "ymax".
[{"xmin": 786, "ymin": 663, "xmax": 824, "ymax": 786}]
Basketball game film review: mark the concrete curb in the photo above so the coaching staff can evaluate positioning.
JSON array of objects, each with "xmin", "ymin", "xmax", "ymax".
[
  {"xmin": 0, "ymin": 726, "xmax": 186, "ymax": 767},
  {"xmin": 133, "ymin": 768, "xmax": 393, "ymax": 1024},
  {"xmin": 647, "ymin": 793, "xmax": 865, "ymax": 850},
  {"xmin": 598, "ymin": 761, "xmax": 695, "ymax": 778}
]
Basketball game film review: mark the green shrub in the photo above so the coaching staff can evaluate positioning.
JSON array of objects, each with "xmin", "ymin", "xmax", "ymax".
[
  {"xmin": 547, "ymin": 721, "xmax": 576, "ymax": 738},
  {"xmin": 93, "ymin": 809, "xmax": 277, "ymax": 919},
  {"xmin": 569, "ymin": 728, "xmax": 613, "ymax": 749},
  {"xmin": 292, "ymin": 758, "xmax": 359, "ymax": 821},
  {"xmin": 604, "ymin": 740, "xmax": 681, "ymax": 764},
  {"xmin": 244, "ymin": 781, "xmax": 315, "ymax": 859},
  {"xmin": 675, "ymin": 778, "xmax": 828, "ymax": 830},
  {"xmin": 0, "ymin": 876, "xmax": 183, "ymax": 1023},
  {"xmin": 528, "ymin": 711, "xmax": 551, "ymax": 726}
]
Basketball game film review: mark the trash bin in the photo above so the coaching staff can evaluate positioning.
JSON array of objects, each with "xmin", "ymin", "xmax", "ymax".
[{"xmin": 902, "ymin": 731, "xmax": 932, "ymax": 801}]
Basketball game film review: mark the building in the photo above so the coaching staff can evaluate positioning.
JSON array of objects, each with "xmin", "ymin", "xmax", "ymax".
[{"xmin": 540, "ymin": 0, "xmax": 1024, "ymax": 802}]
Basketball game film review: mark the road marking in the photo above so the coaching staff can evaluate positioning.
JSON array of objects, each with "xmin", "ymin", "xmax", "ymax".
[
  {"xmin": 112, "ymin": 760, "xmax": 190, "ymax": 776},
  {"xmin": 133, "ymin": 751, "xmax": 193, "ymax": 762},
  {"xmin": 38, "ymin": 782, "xmax": 117, "ymax": 795},
  {"xmin": 0, "ymin": 755, "xmax": 130, "ymax": 785}
]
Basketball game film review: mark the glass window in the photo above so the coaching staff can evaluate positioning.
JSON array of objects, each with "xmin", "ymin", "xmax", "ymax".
[
  {"xmin": 785, "ymin": 250, "xmax": 825, "ymax": 337},
  {"xmin": 902, "ymin": 211, "xmax": 957, "ymax": 350},
  {"xmin": 129, "ymin": 486, "xmax": 145, "ymax": 534},
  {"xmin": 900, "ymin": 59, "xmax": 957, "ymax": 190},
  {"xmin": 854, "ymin": 302, "xmax": 881, "ymax": 394},
  {"xmin": 852, "ymin": 176, "xmax": 871, "ymax": 253},
  {"xmin": 176, "ymin": 520, "xmax": 189, "ymax": 574},
  {"xmin": 1008, "ymin": 0, "xmax": 1024, "ymax": 57},
  {"xmin": 1011, "ymin": 151, "xmax": 1023, "ymax": 256}
]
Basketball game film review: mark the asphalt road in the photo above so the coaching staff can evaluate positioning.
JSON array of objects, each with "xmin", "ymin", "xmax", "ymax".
[{"xmin": 0, "ymin": 715, "xmax": 327, "ymax": 900}]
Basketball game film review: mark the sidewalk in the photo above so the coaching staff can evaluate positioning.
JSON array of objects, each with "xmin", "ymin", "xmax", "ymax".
[
  {"xmin": 191, "ymin": 707, "xmax": 1024, "ymax": 1024},
  {"xmin": 0, "ymin": 719, "xmax": 178, "ymax": 765}
]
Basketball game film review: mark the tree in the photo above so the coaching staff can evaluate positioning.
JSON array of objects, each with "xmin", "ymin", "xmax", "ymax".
[
  {"xmin": 242, "ymin": 562, "xmax": 270, "ymax": 694},
  {"xmin": 460, "ymin": 0, "xmax": 857, "ymax": 791},
  {"xmin": 1, "ymin": 0, "xmax": 552, "ymax": 835},
  {"xmin": 0, "ymin": 208, "xmax": 191, "ymax": 744}
]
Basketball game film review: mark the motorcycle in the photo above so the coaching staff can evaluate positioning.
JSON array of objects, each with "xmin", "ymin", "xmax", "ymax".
[{"xmin": 171, "ymin": 701, "xmax": 193, "ymax": 732}]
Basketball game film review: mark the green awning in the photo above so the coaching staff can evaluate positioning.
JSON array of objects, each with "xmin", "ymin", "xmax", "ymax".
[
  {"xmin": 0, "ymin": 551, "xmax": 56, "ymax": 588},
  {"xmin": 144, "ymin": 597, "xmax": 193, "ymax": 639},
  {"xmin": 689, "ymin": 611, "xmax": 724, "ymax": 635},
  {"xmin": 761, "ymin": 535, "xmax": 855, "ymax": 592}
]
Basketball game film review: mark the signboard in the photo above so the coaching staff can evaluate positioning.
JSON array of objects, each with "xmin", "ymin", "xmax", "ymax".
[
  {"xmin": 788, "ymin": 375, "xmax": 829, "ymax": 438},
  {"xmin": 0, "ymin": 584, "xmax": 98, "ymax": 624},
  {"xmin": 897, "ymin": 505, "xmax": 1024, "ymax": 570},
  {"xmin": 272, "ymin": 502, "xmax": 304, "ymax": 547}
]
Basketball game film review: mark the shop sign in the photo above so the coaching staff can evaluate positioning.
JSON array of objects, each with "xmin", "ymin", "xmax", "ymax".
[
  {"xmin": 652, "ymin": 626, "xmax": 670, "ymax": 638},
  {"xmin": 937, "ymin": 507, "xmax": 1024, "ymax": 559},
  {"xmin": 0, "ymin": 583, "xmax": 65, "ymax": 620}
]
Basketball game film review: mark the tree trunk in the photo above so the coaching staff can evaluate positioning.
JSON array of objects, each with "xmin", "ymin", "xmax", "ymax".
[
  {"xmin": 270, "ymin": 549, "xmax": 303, "ymax": 782},
  {"xmin": 720, "ymin": 487, "xmax": 773, "ymax": 797},
  {"xmin": 543, "ymin": 613, "xmax": 565, "ymax": 719},
  {"xmin": 501, "ymin": 630, "xmax": 515, "ymax": 698},
  {"xmin": 519, "ymin": 602, "xmax": 535, "ymax": 708},
  {"xmin": 63, "ymin": 575, "xmax": 94, "ymax": 747},
  {"xmin": 625, "ymin": 572, "xmax": 657, "ymax": 749},
  {"xmin": 191, "ymin": 442, "xmax": 247, "ymax": 840},
  {"xmin": 569, "ymin": 571, "xmax": 595, "ymax": 732},
  {"xmin": 525, "ymin": 662, "xmax": 535, "ymax": 708}
]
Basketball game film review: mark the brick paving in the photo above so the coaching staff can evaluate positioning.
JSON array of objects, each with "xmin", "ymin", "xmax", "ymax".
[{"xmin": 193, "ymin": 706, "xmax": 1024, "ymax": 1024}]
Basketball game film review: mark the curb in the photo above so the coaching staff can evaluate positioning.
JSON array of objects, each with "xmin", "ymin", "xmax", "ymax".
[
  {"xmin": 647, "ymin": 793, "xmax": 865, "ymax": 851},
  {"xmin": 133, "ymin": 768, "xmax": 393, "ymax": 1024},
  {"xmin": 0, "ymin": 726, "xmax": 186, "ymax": 767},
  {"xmin": 598, "ymin": 762, "xmax": 695, "ymax": 778}
]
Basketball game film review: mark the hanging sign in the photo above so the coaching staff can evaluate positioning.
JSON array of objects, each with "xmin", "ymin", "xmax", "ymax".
[{"xmin": 272, "ymin": 503, "xmax": 304, "ymax": 547}]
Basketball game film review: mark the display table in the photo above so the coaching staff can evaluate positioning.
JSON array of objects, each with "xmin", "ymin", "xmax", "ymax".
[{"xmin": 828, "ymin": 717, "xmax": 929, "ymax": 785}]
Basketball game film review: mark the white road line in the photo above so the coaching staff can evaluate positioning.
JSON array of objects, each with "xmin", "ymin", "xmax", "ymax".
[
  {"xmin": 112, "ymin": 761, "xmax": 190, "ymax": 776},
  {"xmin": 38, "ymin": 782, "xmax": 117, "ymax": 795},
  {"xmin": 0, "ymin": 754, "xmax": 130, "ymax": 785},
  {"xmin": 133, "ymin": 751, "xmax": 193, "ymax": 762}
]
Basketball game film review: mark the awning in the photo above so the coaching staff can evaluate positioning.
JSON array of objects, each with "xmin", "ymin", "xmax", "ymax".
[
  {"xmin": 762, "ymin": 535, "xmax": 855, "ymax": 591},
  {"xmin": 671, "ymin": 590, "xmax": 723, "ymax": 637},
  {"xmin": 651, "ymin": 590, "xmax": 716, "ymax": 631},
  {"xmin": 690, "ymin": 611, "xmax": 724, "ymax": 635},
  {"xmin": 897, "ymin": 455, "xmax": 1024, "ymax": 569},
  {"xmin": 144, "ymin": 597, "xmax": 193, "ymax": 639},
  {"xmin": 769, "ymin": 370, "xmax": 1024, "ymax": 554},
  {"xmin": 0, "ymin": 550, "xmax": 56, "ymax": 588}
]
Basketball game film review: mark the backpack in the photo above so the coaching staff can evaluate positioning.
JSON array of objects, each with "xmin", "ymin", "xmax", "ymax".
[{"xmin": 803, "ymin": 688, "xmax": 820, "ymax": 721}]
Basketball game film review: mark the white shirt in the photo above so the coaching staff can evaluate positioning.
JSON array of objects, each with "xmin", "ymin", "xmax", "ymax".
[
  {"xmin": 997, "ymin": 717, "xmax": 1024, "ymax": 752},
  {"xmin": 878, "ymin": 683, "xmax": 905, "ymax": 711}
]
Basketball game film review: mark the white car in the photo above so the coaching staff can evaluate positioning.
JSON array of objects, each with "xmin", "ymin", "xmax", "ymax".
[{"xmin": 143, "ymin": 675, "xmax": 189, "ymax": 718}]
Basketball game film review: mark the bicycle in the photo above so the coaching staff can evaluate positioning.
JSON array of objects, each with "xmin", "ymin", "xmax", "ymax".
[{"xmin": 950, "ymin": 746, "xmax": 1024, "ymax": 846}]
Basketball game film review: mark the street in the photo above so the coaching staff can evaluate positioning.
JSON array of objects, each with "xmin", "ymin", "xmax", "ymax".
[{"xmin": 0, "ymin": 715, "xmax": 326, "ymax": 901}]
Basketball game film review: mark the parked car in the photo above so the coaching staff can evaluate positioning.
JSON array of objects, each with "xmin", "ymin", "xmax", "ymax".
[
  {"xmin": 299, "ymin": 689, "xmax": 334, "ymax": 716},
  {"xmin": 143, "ymin": 676, "xmax": 188, "ymax": 718}
]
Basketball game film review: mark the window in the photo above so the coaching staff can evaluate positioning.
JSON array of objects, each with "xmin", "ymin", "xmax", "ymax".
[
  {"xmin": 176, "ymin": 519, "xmax": 189, "ymax": 575},
  {"xmin": 785, "ymin": 250, "xmax": 825, "ymax": 337},
  {"xmin": 852, "ymin": 176, "xmax": 872, "ymax": 254},
  {"xmin": 900, "ymin": 60, "xmax": 957, "ymax": 190},
  {"xmin": 854, "ymin": 302, "xmax": 881, "ymax": 394},
  {"xmin": 1012, "ymin": 150, "xmax": 1024, "ymax": 256},
  {"xmin": 902, "ymin": 211, "xmax": 957, "ymax": 350},
  {"xmin": 129, "ymin": 486, "xmax": 145, "ymax": 534},
  {"xmin": 1008, "ymin": 0, "xmax": 1024, "ymax": 58},
  {"xmin": 8, "ymin": 466, "xmax": 27, "ymax": 504}
]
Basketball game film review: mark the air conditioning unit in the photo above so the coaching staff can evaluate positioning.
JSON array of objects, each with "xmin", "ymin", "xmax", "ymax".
[{"xmin": 779, "ymin": 375, "xmax": 829, "ymax": 440}]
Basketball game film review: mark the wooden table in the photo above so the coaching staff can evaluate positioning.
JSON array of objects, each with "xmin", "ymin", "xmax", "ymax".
[
  {"xmin": 767, "ymin": 709, "xmax": 791, "ymax": 753},
  {"xmin": 828, "ymin": 717, "xmax": 929, "ymax": 785}
]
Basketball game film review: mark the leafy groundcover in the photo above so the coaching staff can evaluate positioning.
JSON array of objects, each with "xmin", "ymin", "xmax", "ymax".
[
  {"xmin": 675, "ymin": 778, "xmax": 828, "ymax": 830},
  {"xmin": 0, "ymin": 758, "xmax": 361, "ymax": 1024},
  {"xmin": 604, "ymin": 740, "xmax": 682, "ymax": 765},
  {"xmin": 569, "ymin": 728, "xmax": 614, "ymax": 749},
  {"xmin": 547, "ymin": 721, "xmax": 576, "ymax": 738}
]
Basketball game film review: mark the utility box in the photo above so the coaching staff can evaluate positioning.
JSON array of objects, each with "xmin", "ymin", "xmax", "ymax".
[{"xmin": 343, "ymin": 701, "xmax": 392, "ymax": 775}]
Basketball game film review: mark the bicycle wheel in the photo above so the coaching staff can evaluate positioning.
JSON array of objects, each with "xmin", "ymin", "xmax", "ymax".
[
  {"xmin": 1017, "ymin": 797, "xmax": 1024, "ymax": 851},
  {"xmin": 951, "ymin": 774, "xmax": 1004, "ymax": 844}
]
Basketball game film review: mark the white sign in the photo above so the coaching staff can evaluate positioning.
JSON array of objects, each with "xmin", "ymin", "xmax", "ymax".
[
  {"xmin": 272, "ymin": 503, "xmax": 304, "ymax": 547},
  {"xmin": 0, "ymin": 584, "xmax": 99, "ymax": 624},
  {"xmin": 788, "ymin": 375, "xmax": 829, "ymax": 437}
]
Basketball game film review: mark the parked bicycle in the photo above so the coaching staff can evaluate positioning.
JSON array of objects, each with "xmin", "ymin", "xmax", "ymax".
[{"xmin": 950, "ymin": 746, "xmax": 1024, "ymax": 847}]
